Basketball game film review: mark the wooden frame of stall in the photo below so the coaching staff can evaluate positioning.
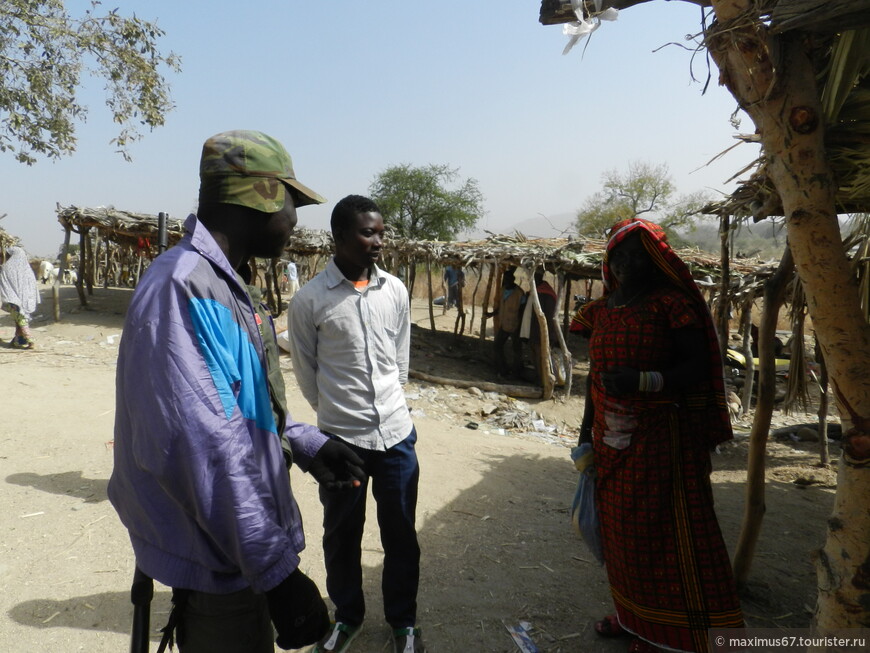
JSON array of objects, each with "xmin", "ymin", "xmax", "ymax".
[
  {"xmin": 53, "ymin": 205, "xmax": 186, "ymax": 320},
  {"xmin": 283, "ymin": 227, "xmax": 774, "ymax": 401},
  {"xmin": 52, "ymin": 206, "xmax": 787, "ymax": 404}
]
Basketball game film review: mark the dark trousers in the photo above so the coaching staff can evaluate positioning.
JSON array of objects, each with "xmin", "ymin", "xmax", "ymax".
[
  {"xmin": 176, "ymin": 587, "xmax": 273, "ymax": 653},
  {"xmin": 493, "ymin": 328, "xmax": 522, "ymax": 377},
  {"xmin": 447, "ymin": 284, "xmax": 460, "ymax": 308},
  {"xmin": 320, "ymin": 428, "xmax": 420, "ymax": 630}
]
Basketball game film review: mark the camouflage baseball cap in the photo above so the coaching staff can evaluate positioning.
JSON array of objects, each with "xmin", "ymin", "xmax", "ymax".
[{"xmin": 198, "ymin": 130, "xmax": 326, "ymax": 213}]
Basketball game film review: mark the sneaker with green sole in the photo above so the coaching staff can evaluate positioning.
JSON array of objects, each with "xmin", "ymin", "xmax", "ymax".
[
  {"xmin": 393, "ymin": 626, "xmax": 426, "ymax": 653},
  {"xmin": 313, "ymin": 621, "xmax": 362, "ymax": 653}
]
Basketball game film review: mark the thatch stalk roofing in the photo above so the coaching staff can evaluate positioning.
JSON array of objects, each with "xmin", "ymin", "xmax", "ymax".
[
  {"xmin": 55, "ymin": 206, "xmax": 779, "ymax": 304},
  {"xmin": 57, "ymin": 205, "xmax": 186, "ymax": 248},
  {"xmin": 0, "ymin": 226, "xmax": 18, "ymax": 253}
]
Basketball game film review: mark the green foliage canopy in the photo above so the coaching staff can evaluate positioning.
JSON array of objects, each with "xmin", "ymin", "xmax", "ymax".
[
  {"xmin": 369, "ymin": 163, "xmax": 485, "ymax": 241},
  {"xmin": 56, "ymin": 241, "xmax": 79, "ymax": 261},
  {"xmin": 0, "ymin": 0, "xmax": 181, "ymax": 164},
  {"xmin": 574, "ymin": 161, "xmax": 710, "ymax": 244}
]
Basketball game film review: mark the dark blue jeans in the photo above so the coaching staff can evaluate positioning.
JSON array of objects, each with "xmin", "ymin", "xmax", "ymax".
[{"xmin": 319, "ymin": 427, "xmax": 420, "ymax": 630}]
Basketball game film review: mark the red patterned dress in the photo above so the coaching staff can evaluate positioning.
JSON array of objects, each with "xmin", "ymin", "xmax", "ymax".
[{"xmin": 577, "ymin": 285, "xmax": 743, "ymax": 653}]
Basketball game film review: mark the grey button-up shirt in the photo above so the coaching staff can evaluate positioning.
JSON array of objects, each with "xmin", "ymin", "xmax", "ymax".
[{"xmin": 288, "ymin": 259, "xmax": 413, "ymax": 450}]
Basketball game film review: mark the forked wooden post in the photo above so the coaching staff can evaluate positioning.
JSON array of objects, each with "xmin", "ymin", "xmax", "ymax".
[
  {"xmin": 733, "ymin": 247, "xmax": 794, "ymax": 588},
  {"xmin": 53, "ymin": 223, "xmax": 73, "ymax": 321},
  {"xmin": 426, "ymin": 256, "xmax": 435, "ymax": 331}
]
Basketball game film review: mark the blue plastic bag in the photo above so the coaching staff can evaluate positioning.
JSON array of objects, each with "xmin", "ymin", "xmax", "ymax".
[{"xmin": 570, "ymin": 443, "xmax": 604, "ymax": 564}]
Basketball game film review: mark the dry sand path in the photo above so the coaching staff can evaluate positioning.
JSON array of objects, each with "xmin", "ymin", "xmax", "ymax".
[{"xmin": 0, "ymin": 286, "xmax": 836, "ymax": 652}]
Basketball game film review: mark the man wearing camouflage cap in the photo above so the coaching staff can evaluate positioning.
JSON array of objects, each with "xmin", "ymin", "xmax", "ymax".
[{"xmin": 109, "ymin": 130, "xmax": 365, "ymax": 652}]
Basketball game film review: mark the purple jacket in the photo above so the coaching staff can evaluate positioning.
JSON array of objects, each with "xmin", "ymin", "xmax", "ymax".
[{"xmin": 108, "ymin": 215, "xmax": 326, "ymax": 594}]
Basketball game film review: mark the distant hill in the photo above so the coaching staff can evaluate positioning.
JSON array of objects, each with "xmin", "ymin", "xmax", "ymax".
[
  {"xmin": 465, "ymin": 212, "xmax": 576, "ymax": 240},
  {"xmin": 463, "ymin": 214, "xmax": 787, "ymax": 260},
  {"xmin": 509, "ymin": 213, "xmax": 576, "ymax": 238}
]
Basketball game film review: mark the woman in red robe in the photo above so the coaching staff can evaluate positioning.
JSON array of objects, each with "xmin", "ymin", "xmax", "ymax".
[{"xmin": 572, "ymin": 218, "xmax": 743, "ymax": 653}]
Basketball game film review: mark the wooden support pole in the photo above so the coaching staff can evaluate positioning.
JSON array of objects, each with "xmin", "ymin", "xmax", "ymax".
[
  {"xmin": 715, "ymin": 214, "xmax": 732, "ymax": 357},
  {"xmin": 407, "ymin": 256, "xmax": 416, "ymax": 296},
  {"xmin": 275, "ymin": 259, "xmax": 283, "ymax": 310},
  {"xmin": 469, "ymin": 264, "xmax": 482, "ymax": 334},
  {"xmin": 426, "ymin": 256, "xmax": 436, "ymax": 332},
  {"xmin": 552, "ymin": 272, "xmax": 573, "ymax": 398},
  {"xmin": 75, "ymin": 228, "xmax": 88, "ymax": 307},
  {"xmin": 739, "ymin": 295, "xmax": 755, "ymax": 416},
  {"xmin": 135, "ymin": 250, "xmax": 144, "ymax": 287},
  {"xmin": 264, "ymin": 259, "xmax": 277, "ymax": 315},
  {"xmin": 479, "ymin": 263, "xmax": 496, "ymax": 341},
  {"xmin": 526, "ymin": 266, "xmax": 555, "ymax": 400},
  {"xmin": 53, "ymin": 225, "xmax": 72, "ymax": 321},
  {"xmin": 562, "ymin": 277, "xmax": 572, "ymax": 336},
  {"xmin": 732, "ymin": 247, "xmax": 794, "ymax": 589},
  {"xmin": 84, "ymin": 227, "xmax": 94, "ymax": 296},
  {"xmin": 103, "ymin": 232, "xmax": 110, "ymax": 289}
]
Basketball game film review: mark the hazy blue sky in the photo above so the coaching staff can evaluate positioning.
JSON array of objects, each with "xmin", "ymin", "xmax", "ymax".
[{"xmin": 2, "ymin": 1, "xmax": 757, "ymax": 257}]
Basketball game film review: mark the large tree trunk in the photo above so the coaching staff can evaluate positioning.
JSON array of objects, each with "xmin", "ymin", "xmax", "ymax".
[
  {"xmin": 815, "ymin": 336, "xmax": 831, "ymax": 467},
  {"xmin": 708, "ymin": 1, "xmax": 870, "ymax": 629}
]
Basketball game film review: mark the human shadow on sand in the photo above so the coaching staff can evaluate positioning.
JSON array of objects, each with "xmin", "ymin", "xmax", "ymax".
[
  {"xmin": 6, "ymin": 470, "xmax": 108, "ymax": 503},
  {"xmin": 31, "ymin": 285, "xmax": 132, "ymax": 329},
  {"xmin": 8, "ymin": 588, "xmax": 173, "ymax": 641}
]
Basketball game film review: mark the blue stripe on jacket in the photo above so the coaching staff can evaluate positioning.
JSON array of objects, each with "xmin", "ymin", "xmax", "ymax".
[{"xmin": 188, "ymin": 296, "xmax": 277, "ymax": 435}]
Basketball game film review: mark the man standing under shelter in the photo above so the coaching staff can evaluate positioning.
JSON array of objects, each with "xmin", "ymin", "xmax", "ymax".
[
  {"xmin": 109, "ymin": 130, "xmax": 364, "ymax": 653},
  {"xmin": 289, "ymin": 194, "xmax": 426, "ymax": 653},
  {"xmin": 485, "ymin": 266, "xmax": 525, "ymax": 379}
]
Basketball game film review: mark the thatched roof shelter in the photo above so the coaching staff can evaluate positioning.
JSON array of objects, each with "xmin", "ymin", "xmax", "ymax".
[
  {"xmin": 0, "ymin": 225, "xmax": 18, "ymax": 251},
  {"xmin": 56, "ymin": 205, "xmax": 185, "ymax": 249},
  {"xmin": 287, "ymin": 227, "xmax": 770, "ymax": 286},
  {"xmin": 51, "ymin": 206, "xmax": 777, "ymax": 303},
  {"xmin": 51, "ymin": 205, "xmax": 185, "ymax": 319},
  {"xmin": 51, "ymin": 204, "xmax": 781, "ymax": 399}
]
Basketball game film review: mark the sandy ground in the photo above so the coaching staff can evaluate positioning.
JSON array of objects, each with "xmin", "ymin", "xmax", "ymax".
[{"xmin": 0, "ymin": 285, "xmax": 839, "ymax": 652}]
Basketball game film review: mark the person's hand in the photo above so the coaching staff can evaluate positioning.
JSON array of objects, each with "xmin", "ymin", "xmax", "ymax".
[
  {"xmin": 265, "ymin": 568, "xmax": 330, "ymax": 650},
  {"xmin": 601, "ymin": 366, "xmax": 639, "ymax": 396},
  {"xmin": 308, "ymin": 439, "xmax": 366, "ymax": 491}
]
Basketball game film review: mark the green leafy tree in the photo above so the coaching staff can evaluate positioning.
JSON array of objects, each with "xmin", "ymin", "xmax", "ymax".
[
  {"xmin": 369, "ymin": 163, "xmax": 485, "ymax": 241},
  {"xmin": 575, "ymin": 161, "xmax": 710, "ymax": 242},
  {"xmin": 0, "ymin": 0, "xmax": 181, "ymax": 164},
  {"xmin": 56, "ymin": 242, "xmax": 79, "ymax": 261}
]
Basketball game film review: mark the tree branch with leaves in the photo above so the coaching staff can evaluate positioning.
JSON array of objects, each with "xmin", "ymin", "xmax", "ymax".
[
  {"xmin": 0, "ymin": 0, "xmax": 181, "ymax": 164},
  {"xmin": 369, "ymin": 163, "xmax": 485, "ymax": 241},
  {"xmin": 574, "ymin": 160, "xmax": 711, "ymax": 242}
]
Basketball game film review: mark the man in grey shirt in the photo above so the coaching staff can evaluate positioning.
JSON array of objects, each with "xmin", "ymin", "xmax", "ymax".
[{"xmin": 288, "ymin": 195, "xmax": 425, "ymax": 653}]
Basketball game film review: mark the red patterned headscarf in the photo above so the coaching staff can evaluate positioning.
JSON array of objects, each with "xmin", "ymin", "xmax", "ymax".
[
  {"xmin": 594, "ymin": 218, "xmax": 732, "ymax": 447},
  {"xmin": 602, "ymin": 218, "xmax": 698, "ymax": 297}
]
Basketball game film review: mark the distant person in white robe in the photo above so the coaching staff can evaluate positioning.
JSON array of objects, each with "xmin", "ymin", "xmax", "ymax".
[
  {"xmin": 0, "ymin": 246, "xmax": 40, "ymax": 349},
  {"xmin": 286, "ymin": 260, "xmax": 300, "ymax": 298}
]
